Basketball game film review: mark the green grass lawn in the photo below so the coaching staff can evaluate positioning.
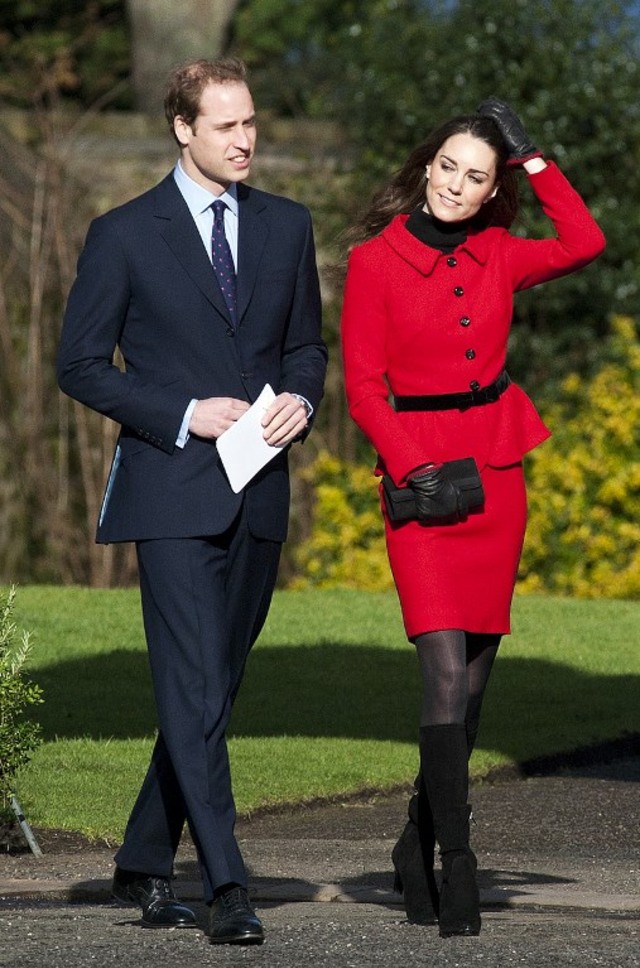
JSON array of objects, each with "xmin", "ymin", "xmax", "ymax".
[{"xmin": 10, "ymin": 586, "xmax": 640, "ymax": 841}]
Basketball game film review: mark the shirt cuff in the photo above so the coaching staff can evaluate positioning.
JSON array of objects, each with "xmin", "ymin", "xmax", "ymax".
[{"xmin": 176, "ymin": 399, "xmax": 198, "ymax": 449}]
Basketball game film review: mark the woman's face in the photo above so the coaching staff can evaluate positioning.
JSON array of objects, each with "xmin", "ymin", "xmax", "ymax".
[{"xmin": 425, "ymin": 132, "xmax": 499, "ymax": 222}]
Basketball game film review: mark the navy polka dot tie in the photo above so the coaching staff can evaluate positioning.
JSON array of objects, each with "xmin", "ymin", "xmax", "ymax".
[{"xmin": 211, "ymin": 199, "xmax": 237, "ymax": 328}]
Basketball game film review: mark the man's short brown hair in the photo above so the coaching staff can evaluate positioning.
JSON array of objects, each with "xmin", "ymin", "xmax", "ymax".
[{"xmin": 164, "ymin": 57, "xmax": 249, "ymax": 142}]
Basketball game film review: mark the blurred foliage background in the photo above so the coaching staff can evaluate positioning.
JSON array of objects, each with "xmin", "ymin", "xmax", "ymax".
[
  {"xmin": 0, "ymin": 0, "xmax": 638, "ymax": 596},
  {"xmin": 0, "ymin": 1, "xmax": 131, "ymax": 108}
]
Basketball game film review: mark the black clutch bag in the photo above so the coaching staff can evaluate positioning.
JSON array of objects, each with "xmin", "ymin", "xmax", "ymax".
[{"xmin": 381, "ymin": 458, "xmax": 484, "ymax": 524}]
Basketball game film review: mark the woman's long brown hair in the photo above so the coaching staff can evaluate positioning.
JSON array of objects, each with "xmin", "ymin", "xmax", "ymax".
[{"xmin": 347, "ymin": 114, "xmax": 520, "ymax": 250}]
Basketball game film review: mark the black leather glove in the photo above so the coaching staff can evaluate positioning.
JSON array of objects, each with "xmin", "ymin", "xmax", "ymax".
[
  {"xmin": 476, "ymin": 96, "xmax": 542, "ymax": 166},
  {"xmin": 407, "ymin": 464, "xmax": 461, "ymax": 522}
]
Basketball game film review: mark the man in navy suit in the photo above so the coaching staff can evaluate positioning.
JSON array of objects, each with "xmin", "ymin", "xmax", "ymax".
[{"xmin": 57, "ymin": 57, "xmax": 327, "ymax": 945}]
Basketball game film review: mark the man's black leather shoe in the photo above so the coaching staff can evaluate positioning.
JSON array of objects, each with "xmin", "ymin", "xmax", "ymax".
[
  {"xmin": 208, "ymin": 886, "xmax": 264, "ymax": 945},
  {"xmin": 112, "ymin": 867, "xmax": 197, "ymax": 929}
]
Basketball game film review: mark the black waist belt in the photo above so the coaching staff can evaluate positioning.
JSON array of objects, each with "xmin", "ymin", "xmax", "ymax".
[{"xmin": 393, "ymin": 370, "xmax": 511, "ymax": 412}]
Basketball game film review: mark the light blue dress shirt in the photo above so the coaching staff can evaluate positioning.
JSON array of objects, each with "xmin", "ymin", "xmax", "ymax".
[
  {"xmin": 173, "ymin": 161, "xmax": 239, "ymax": 268},
  {"xmin": 173, "ymin": 164, "xmax": 239, "ymax": 447},
  {"xmin": 171, "ymin": 162, "xmax": 312, "ymax": 449}
]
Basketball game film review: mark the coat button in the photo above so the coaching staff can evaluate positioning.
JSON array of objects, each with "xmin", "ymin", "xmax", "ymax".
[
  {"xmin": 460, "ymin": 316, "xmax": 471, "ymax": 327},
  {"xmin": 226, "ymin": 328, "xmax": 234, "ymax": 337},
  {"xmin": 469, "ymin": 380, "xmax": 480, "ymax": 390},
  {"xmin": 465, "ymin": 348, "xmax": 476, "ymax": 360},
  {"xmin": 453, "ymin": 286, "xmax": 464, "ymax": 296},
  {"xmin": 447, "ymin": 256, "xmax": 457, "ymax": 267}
]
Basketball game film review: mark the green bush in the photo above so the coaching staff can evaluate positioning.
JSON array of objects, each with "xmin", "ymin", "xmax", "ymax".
[
  {"xmin": 0, "ymin": 586, "xmax": 43, "ymax": 818},
  {"xmin": 292, "ymin": 316, "xmax": 640, "ymax": 598}
]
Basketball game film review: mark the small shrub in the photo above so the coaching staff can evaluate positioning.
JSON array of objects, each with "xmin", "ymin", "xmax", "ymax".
[{"xmin": 0, "ymin": 586, "xmax": 44, "ymax": 822}]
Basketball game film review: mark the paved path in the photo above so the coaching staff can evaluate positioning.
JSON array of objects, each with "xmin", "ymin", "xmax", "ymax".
[{"xmin": 1, "ymin": 755, "xmax": 638, "ymax": 967}]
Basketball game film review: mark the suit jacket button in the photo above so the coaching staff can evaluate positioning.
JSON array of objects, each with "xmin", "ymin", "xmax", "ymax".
[{"xmin": 226, "ymin": 328, "xmax": 234, "ymax": 337}]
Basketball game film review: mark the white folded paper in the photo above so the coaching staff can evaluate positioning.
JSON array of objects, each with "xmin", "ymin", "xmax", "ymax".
[{"xmin": 216, "ymin": 384, "xmax": 284, "ymax": 493}]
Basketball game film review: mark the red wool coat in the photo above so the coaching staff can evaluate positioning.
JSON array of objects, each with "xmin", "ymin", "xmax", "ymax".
[{"xmin": 341, "ymin": 162, "xmax": 605, "ymax": 637}]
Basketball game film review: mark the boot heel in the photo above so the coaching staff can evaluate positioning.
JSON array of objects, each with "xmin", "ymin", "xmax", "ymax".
[
  {"xmin": 392, "ymin": 868, "xmax": 403, "ymax": 894},
  {"xmin": 438, "ymin": 852, "xmax": 481, "ymax": 938}
]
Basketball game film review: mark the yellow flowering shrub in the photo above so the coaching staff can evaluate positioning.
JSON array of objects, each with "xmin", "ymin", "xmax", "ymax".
[
  {"xmin": 290, "ymin": 451, "xmax": 393, "ymax": 591},
  {"xmin": 519, "ymin": 316, "xmax": 640, "ymax": 598}
]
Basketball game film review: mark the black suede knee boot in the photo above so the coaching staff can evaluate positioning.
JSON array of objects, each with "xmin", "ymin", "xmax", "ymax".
[
  {"xmin": 420, "ymin": 723, "xmax": 481, "ymax": 938},
  {"xmin": 391, "ymin": 773, "xmax": 439, "ymax": 924},
  {"xmin": 391, "ymin": 716, "xmax": 481, "ymax": 924}
]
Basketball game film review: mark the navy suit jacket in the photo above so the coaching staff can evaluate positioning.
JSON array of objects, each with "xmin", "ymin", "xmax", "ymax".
[{"xmin": 57, "ymin": 175, "xmax": 327, "ymax": 544}]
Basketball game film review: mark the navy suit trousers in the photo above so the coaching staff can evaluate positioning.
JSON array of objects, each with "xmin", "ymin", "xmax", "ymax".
[{"xmin": 114, "ymin": 505, "xmax": 281, "ymax": 902}]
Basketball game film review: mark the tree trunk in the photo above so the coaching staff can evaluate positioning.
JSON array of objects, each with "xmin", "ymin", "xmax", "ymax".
[{"xmin": 125, "ymin": 0, "xmax": 242, "ymax": 113}]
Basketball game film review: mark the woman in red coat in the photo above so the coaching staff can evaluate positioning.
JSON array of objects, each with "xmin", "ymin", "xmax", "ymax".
[{"xmin": 341, "ymin": 99, "xmax": 605, "ymax": 937}]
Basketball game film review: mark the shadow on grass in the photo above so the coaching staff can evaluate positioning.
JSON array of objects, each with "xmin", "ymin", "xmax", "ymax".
[{"xmin": 32, "ymin": 643, "xmax": 639, "ymax": 765}]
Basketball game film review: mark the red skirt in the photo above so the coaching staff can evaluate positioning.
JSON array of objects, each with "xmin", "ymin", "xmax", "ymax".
[{"xmin": 384, "ymin": 463, "xmax": 527, "ymax": 639}]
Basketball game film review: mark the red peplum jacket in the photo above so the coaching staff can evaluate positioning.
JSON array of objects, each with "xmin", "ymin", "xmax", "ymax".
[{"xmin": 341, "ymin": 162, "xmax": 606, "ymax": 485}]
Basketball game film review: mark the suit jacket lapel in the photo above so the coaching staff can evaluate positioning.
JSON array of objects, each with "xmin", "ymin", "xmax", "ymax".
[
  {"xmin": 152, "ymin": 175, "xmax": 232, "ymax": 324},
  {"xmin": 236, "ymin": 184, "xmax": 268, "ymax": 325}
]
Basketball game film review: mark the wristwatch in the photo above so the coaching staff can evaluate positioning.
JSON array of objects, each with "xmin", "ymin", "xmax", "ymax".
[{"xmin": 292, "ymin": 393, "xmax": 313, "ymax": 421}]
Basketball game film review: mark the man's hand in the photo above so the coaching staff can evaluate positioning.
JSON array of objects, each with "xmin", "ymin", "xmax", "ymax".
[
  {"xmin": 189, "ymin": 397, "xmax": 250, "ymax": 439},
  {"xmin": 262, "ymin": 392, "xmax": 308, "ymax": 447}
]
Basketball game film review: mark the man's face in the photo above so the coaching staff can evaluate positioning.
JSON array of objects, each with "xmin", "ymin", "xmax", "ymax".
[{"xmin": 174, "ymin": 81, "xmax": 256, "ymax": 193}]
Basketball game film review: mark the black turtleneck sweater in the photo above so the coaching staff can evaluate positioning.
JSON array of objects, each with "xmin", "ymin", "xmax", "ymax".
[{"xmin": 405, "ymin": 207, "xmax": 469, "ymax": 253}]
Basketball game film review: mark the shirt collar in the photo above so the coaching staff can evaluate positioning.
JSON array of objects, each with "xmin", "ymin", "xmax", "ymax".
[{"xmin": 173, "ymin": 161, "xmax": 239, "ymax": 218}]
